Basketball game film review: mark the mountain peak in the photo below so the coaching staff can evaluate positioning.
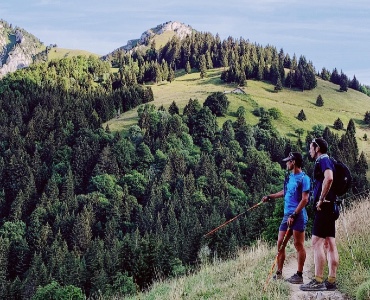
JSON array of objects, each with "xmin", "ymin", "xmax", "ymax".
[{"xmin": 105, "ymin": 21, "xmax": 194, "ymax": 56}]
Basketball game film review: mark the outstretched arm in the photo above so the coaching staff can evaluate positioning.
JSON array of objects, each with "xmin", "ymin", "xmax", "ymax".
[{"xmin": 262, "ymin": 190, "xmax": 284, "ymax": 202}]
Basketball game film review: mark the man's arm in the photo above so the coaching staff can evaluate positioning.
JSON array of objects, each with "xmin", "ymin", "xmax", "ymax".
[
  {"xmin": 316, "ymin": 169, "xmax": 334, "ymax": 211},
  {"xmin": 262, "ymin": 190, "xmax": 284, "ymax": 202}
]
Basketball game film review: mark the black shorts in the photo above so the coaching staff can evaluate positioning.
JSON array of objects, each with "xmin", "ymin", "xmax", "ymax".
[{"xmin": 312, "ymin": 209, "xmax": 336, "ymax": 238}]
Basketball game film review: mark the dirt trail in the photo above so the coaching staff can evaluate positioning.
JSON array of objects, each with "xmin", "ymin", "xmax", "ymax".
[{"xmin": 283, "ymin": 245, "xmax": 348, "ymax": 300}]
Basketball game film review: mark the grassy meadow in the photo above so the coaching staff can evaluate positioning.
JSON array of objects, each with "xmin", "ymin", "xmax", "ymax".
[
  {"xmin": 104, "ymin": 197, "xmax": 370, "ymax": 300},
  {"xmin": 47, "ymin": 47, "xmax": 100, "ymax": 60},
  {"xmin": 105, "ymin": 68, "xmax": 370, "ymax": 172}
]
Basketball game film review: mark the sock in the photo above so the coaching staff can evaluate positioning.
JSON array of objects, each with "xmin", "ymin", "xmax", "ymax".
[
  {"xmin": 328, "ymin": 276, "xmax": 336, "ymax": 283},
  {"xmin": 315, "ymin": 276, "xmax": 323, "ymax": 283},
  {"xmin": 276, "ymin": 270, "xmax": 282, "ymax": 275},
  {"xmin": 297, "ymin": 271, "xmax": 303, "ymax": 277}
]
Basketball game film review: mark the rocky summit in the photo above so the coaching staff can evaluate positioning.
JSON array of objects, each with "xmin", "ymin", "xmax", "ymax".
[{"xmin": 0, "ymin": 21, "xmax": 42, "ymax": 78}]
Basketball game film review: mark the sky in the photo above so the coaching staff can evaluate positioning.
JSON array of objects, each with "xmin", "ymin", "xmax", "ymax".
[{"xmin": 1, "ymin": 0, "xmax": 370, "ymax": 86}]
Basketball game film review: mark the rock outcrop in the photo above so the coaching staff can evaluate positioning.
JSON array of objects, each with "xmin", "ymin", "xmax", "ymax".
[
  {"xmin": 0, "ymin": 21, "xmax": 42, "ymax": 78},
  {"xmin": 105, "ymin": 21, "xmax": 193, "ymax": 56}
]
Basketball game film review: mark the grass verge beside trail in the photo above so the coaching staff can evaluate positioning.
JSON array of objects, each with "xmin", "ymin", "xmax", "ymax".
[
  {"xmin": 119, "ymin": 196, "xmax": 370, "ymax": 300},
  {"xmin": 123, "ymin": 240, "xmax": 293, "ymax": 300},
  {"xmin": 336, "ymin": 195, "xmax": 370, "ymax": 298}
]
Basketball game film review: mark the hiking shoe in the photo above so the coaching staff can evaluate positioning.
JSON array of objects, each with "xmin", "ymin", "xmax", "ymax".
[
  {"xmin": 273, "ymin": 272, "xmax": 283, "ymax": 280},
  {"xmin": 286, "ymin": 273, "xmax": 303, "ymax": 284},
  {"xmin": 299, "ymin": 279, "xmax": 327, "ymax": 291},
  {"xmin": 324, "ymin": 280, "xmax": 337, "ymax": 290}
]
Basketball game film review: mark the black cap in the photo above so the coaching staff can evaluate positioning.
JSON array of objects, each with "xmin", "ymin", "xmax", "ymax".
[{"xmin": 282, "ymin": 152, "xmax": 303, "ymax": 166}]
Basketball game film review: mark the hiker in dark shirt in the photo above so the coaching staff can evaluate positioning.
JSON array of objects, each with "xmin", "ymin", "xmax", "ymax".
[
  {"xmin": 262, "ymin": 152, "xmax": 310, "ymax": 284},
  {"xmin": 300, "ymin": 137, "xmax": 338, "ymax": 291}
]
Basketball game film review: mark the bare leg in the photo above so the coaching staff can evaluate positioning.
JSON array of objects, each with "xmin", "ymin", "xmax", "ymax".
[
  {"xmin": 326, "ymin": 237, "xmax": 339, "ymax": 277},
  {"xmin": 312, "ymin": 235, "xmax": 326, "ymax": 278},
  {"xmin": 277, "ymin": 230, "xmax": 292, "ymax": 272},
  {"xmin": 293, "ymin": 230, "xmax": 306, "ymax": 272}
]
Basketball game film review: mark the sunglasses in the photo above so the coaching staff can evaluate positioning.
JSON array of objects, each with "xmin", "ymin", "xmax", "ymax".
[
  {"xmin": 311, "ymin": 139, "xmax": 319, "ymax": 147},
  {"xmin": 286, "ymin": 152, "xmax": 294, "ymax": 162}
]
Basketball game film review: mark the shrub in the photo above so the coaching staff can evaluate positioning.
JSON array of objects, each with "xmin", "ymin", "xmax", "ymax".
[{"xmin": 268, "ymin": 107, "xmax": 282, "ymax": 120}]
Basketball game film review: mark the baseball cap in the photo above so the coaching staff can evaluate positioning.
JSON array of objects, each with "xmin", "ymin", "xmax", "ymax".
[{"xmin": 282, "ymin": 152, "xmax": 303, "ymax": 164}]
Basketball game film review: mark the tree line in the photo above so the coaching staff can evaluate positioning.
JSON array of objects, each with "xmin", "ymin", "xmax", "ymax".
[{"xmin": 105, "ymin": 31, "xmax": 369, "ymax": 95}]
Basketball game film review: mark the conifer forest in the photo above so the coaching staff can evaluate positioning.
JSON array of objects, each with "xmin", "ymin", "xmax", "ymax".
[{"xmin": 0, "ymin": 32, "xmax": 368, "ymax": 299}]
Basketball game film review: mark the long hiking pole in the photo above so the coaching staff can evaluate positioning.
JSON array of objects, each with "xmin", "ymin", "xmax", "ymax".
[
  {"xmin": 263, "ymin": 227, "xmax": 292, "ymax": 291},
  {"xmin": 204, "ymin": 201, "xmax": 264, "ymax": 238}
]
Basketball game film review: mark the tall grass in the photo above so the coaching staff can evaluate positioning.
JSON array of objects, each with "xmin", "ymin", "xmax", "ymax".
[
  {"xmin": 123, "ymin": 240, "xmax": 292, "ymax": 300},
  {"xmin": 336, "ymin": 195, "xmax": 370, "ymax": 298},
  {"xmin": 108, "ymin": 196, "xmax": 370, "ymax": 300}
]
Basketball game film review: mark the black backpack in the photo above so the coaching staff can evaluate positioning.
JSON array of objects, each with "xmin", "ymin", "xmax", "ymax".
[{"xmin": 330, "ymin": 157, "xmax": 352, "ymax": 196}]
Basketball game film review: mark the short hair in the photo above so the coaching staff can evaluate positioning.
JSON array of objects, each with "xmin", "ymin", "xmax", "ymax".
[{"xmin": 312, "ymin": 137, "xmax": 328, "ymax": 153}]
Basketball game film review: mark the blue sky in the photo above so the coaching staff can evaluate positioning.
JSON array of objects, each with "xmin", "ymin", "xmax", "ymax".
[{"xmin": 2, "ymin": 0, "xmax": 370, "ymax": 86}]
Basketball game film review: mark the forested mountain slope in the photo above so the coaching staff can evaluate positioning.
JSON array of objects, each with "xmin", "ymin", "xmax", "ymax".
[{"xmin": 0, "ymin": 20, "xmax": 369, "ymax": 299}]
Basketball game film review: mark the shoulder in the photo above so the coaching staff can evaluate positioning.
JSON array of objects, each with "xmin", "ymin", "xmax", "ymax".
[
  {"xmin": 317, "ymin": 155, "xmax": 334, "ymax": 170},
  {"xmin": 302, "ymin": 173, "xmax": 311, "ymax": 189}
]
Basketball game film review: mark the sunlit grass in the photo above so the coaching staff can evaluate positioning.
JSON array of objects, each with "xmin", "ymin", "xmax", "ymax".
[
  {"xmin": 335, "ymin": 196, "xmax": 370, "ymax": 298},
  {"xmin": 47, "ymin": 47, "xmax": 99, "ymax": 60},
  {"xmin": 123, "ymin": 240, "xmax": 293, "ymax": 300}
]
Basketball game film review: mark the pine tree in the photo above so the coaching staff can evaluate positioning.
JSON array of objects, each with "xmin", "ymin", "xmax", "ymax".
[
  {"xmin": 316, "ymin": 94, "xmax": 324, "ymax": 106},
  {"xmin": 274, "ymin": 76, "xmax": 283, "ymax": 91},
  {"xmin": 333, "ymin": 118, "xmax": 344, "ymax": 130},
  {"xmin": 167, "ymin": 67, "xmax": 175, "ymax": 83},
  {"xmin": 364, "ymin": 111, "xmax": 370, "ymax": 125},
  {"xmin": 168, "ymin": 101, "xmax": 179, "ymax": 115},
  {"xmin": 297, "ymin": 109, "xmax": 306, "ymax": 121},
  {"xmin": 199, "ymin": 54, "xmax": 207, "ymax": 79},
  {"xmin": 185, "ymin": 61, "xmax": 191, "ymax": 74}
]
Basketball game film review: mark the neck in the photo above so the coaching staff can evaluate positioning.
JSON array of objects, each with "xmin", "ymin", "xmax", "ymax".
[{"xmin": 292, "ymin": 167, "xmax": 302, "ymax": 175}]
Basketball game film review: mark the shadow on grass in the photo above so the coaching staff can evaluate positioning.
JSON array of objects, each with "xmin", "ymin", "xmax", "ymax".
[
  {"xmin": 286, "ymin": 132, "xmax": 297, "ymax": 138},
  {"xmin": 262, "ymin": 87, "xmax": 276, "ymax": 93}
]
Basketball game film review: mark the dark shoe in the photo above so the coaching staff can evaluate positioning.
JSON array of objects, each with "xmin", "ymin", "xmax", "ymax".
[
  {"xmin": 300, "ymin": 279, "xmax": 327, "ymax": 291},
  {"xmin": 286, "ymin": 273, "xmax": 303, "ymax": 284},
  {"xmin": 273, "ymin": 271, "xmax": 283, "ymax": 280},
  {"xmin": 324, "ymin": 279, "xmax": 337, "ymax": 290}
]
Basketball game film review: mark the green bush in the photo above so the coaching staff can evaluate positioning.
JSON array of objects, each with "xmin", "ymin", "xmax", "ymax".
[
  {"xmin": 32, "ymin": 281, "xmax": 84, "ymax": 300},
  {"xmin": 356, "ymin": 280, "xmax": 370, "ymax": 300}
]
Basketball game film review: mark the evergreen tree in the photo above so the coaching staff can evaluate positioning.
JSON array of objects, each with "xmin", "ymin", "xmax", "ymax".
[
  {"xmin": 199, "ymin": 54, "xmax": 207, "ymax": 79},
  {"xmin": 168, "ymin": 101, "xmax": 179, "ymax": 115},
  {"xmin": 333, "ymin": 118, "xmax": 344, "ymax": 130},
  {"xmin": 297, "ymin": 109, "xmax": 306, "ymax": 121},
  {"xmin": 203, "ymin": 92, "xmax": 230, "ymax": 116},
  {"xmin": 167, "ymin": 67, "xmax": 175, "ymax": 83},
  {"xmin": 316, "ymin": 94, "xmax": 324, "ymax": 106},
  {"xmin": 274, "ymin": 76, "xmax": 283, "ymax": 91},
  {"xmin": 185, "ymin": 61, "xmax": 191, "ymax": 74},
  {"xmin": 364, "ymin": 111, "xmax": 370, "ymax": 125}
]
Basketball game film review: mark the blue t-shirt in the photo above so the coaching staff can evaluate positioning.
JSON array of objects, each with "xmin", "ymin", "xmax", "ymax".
[
  {"xmin": 284, "ymin": 172, "xmax": 310, "ymax": 216},
  {"xmin": 313, "ymin": 154, "xmax": 336, "ymax": 204}
]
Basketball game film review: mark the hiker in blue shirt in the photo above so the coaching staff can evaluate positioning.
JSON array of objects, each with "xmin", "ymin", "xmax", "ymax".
[
  {"xmin": 300, "ymin": 137, "xmax": 339, "ymax": 291},
  {"xmin": 262, "ymin": 152, "xmax": 310, "ymax": 284}
]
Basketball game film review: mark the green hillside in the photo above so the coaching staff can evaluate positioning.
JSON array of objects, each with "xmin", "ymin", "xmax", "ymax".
[
  {"xmin": 47, "ymin": 47, "xmax": 100, "ymax": 60},
  {"xmin": 105, "ymin": 68, "xmax": 370, "ymax": 163}
]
